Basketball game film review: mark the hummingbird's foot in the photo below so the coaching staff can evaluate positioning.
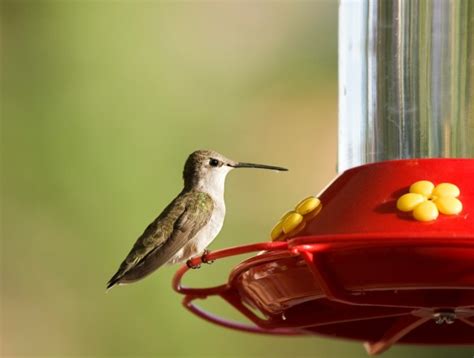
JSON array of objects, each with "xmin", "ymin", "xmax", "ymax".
[
  {"xmin": 186, "ymin": 260, "xmax": 201, "ymax": 269},
  {"xmin": 201, "ymin": 250, "xmax": 214, "ymax": 265}
]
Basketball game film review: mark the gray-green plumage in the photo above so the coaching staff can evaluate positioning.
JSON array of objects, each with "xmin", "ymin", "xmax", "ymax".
[
  {"xmin": 107, "ymin": 149, "xmax": 287, "ymax": 290},
  {"xmin": 107, "ymin": 190, "xmax": 213, "ymax": 288}
]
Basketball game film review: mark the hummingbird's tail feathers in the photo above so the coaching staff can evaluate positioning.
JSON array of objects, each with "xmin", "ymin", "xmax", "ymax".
[
  {"xmin": 106, "ymin": 269, "xmax": 125, "ymax": 290},
  {"xmin": 106, "ymin": 278, "xmax": 118, "ymax": 290}
]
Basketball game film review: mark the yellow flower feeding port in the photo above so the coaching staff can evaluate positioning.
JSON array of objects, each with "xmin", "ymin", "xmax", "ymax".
[
  {"xmin": 397, "ymin": 181, "xmax": 463, "ymax": 222},
  {"xmin": 271, "ymin": 197, "xmax": 322, "ymax": 241}
]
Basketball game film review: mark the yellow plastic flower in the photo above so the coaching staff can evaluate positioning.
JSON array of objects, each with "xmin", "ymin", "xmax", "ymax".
[
  {"xmin": 397, "ymin": 180, "xmax": 462, "ymax": 222},
  {"xmin": 270, "ymin": 196, "xmax": 322, "ymax": 241}
]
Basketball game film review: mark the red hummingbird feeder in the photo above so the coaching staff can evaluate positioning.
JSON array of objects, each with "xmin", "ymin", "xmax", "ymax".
[
  {"xmin": 174, "ymin": 159, "xmax": 474, "ymax": 355},
  {"xmin": 173, "ymin": 1, "xmax": 474, "ymax": 355}
]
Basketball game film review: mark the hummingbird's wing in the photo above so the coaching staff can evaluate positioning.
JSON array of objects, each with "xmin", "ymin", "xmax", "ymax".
[{"xmin": 107, "ymin": 190, "xmax": 213, "ymax": 289}]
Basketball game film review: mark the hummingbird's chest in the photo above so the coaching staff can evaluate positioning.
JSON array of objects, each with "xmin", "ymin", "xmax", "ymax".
[
  {"xmin": 194, "ymin": 185, "xmax": 226, "ymax": 250},
  {"xmin": 168, "ymin": 197, "xmax": 225, "ymax": 264},
  {"xmin": 196, "ymin": 200, "xmax": 225, "ymax": 249}
]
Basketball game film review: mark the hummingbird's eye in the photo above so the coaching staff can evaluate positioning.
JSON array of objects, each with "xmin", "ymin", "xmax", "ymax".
[{"xmin": 209, "ymin": 158, "xmax": 220, "ymax": 167}]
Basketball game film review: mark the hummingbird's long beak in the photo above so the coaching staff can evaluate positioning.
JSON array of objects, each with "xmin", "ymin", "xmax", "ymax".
[{"xmin": 229, "ymin": 162, "xmax": 288, "ymax": 172}]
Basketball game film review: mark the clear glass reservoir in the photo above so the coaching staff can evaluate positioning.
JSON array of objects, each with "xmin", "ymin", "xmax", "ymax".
[{"xmin": 338, "ymin": 0, "xmax": 474, "ymax": 172}]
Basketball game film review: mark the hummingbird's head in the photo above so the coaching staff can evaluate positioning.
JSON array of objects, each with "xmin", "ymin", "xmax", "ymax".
[{"xmin": 183, "ymin": 150, "xmax": 288, "ymax": 193}]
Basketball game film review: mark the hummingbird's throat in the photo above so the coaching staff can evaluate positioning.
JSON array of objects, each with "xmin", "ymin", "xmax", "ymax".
[{"xmin": 195, "ymin": 168, "xmax": 231, "ymax": 200}]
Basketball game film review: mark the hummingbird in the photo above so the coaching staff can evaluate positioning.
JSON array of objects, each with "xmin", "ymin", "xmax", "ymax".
[{"xmin": 106, "ymin": 149, "xmax": 287, "ymax": 289}]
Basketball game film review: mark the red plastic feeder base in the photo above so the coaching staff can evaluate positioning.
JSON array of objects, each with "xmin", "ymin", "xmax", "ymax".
[{"xmin": 173, "ymin": 159, "xmax": 474, "ymax": 355}]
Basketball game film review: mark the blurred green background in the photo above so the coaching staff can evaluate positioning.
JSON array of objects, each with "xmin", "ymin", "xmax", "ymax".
[{"xmin": 1, "ymin": 1, "xmax": 472, "ymax": 357}]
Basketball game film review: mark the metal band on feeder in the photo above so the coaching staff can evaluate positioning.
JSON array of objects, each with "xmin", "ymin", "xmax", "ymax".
[{"xmin": 173, "ymin": 1, "xmax": 474, "ymax": 355}]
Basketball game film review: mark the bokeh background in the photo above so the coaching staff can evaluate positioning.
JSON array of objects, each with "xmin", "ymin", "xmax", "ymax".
[{"xmin": 1, "ymin": 1, "xmax": 472, "ymax": 357}]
